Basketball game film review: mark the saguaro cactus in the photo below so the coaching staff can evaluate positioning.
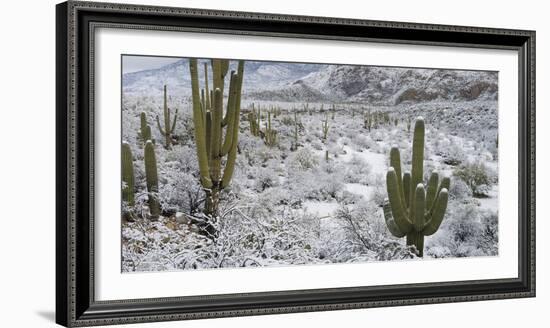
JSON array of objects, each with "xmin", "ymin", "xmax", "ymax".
[
  {"xmin": 364, "ymin": 111, "xmax": 372, "ymax": 131},
  {"xmin": 139, "ymin": 112, "xmax": 153, "ymax": 145},
  {"xmin": 291, "ymin": 112, "xmax": 299, "ymax": 151},
  {"xmin": 264, "ymin": 111, "xmax": 277, "ymax": 147},
  {"xmin": 144, "ymin": 141, "xmax": 160, "ymax": 219},
  {"xmin": 322, "ymin": 114, "xmax": 330, "ymax": 141},
  {"xmin": 248, "ymin": 104, "xmax": 260, "ymax": 137},
  {"xmin": 383, "ymin": 118, "xmax": 450, "ymax": 257},
  {"xmin": 156, "ymin": 85, "xmax": 178, "ymax": 149},
  {"xmin": 190, "ymin": 58, "xmax": 245, "ymax": 218},
  {"xmin": 121, "ymin": 142, "xmax": 135, "ymax": 206}
]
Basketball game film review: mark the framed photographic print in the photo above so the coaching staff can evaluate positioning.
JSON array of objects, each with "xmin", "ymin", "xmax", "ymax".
[{"xmin": 56, "ymin": 1, "xmax": 535, "ymax": 326}]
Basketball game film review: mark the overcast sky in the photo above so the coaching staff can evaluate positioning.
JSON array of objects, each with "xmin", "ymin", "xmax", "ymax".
[{"xmin": 122, "ymin": 55, "xmax": 182, "ymax": 74}]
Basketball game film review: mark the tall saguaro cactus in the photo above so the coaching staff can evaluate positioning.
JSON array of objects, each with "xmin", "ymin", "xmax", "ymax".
[
  {"xmin": 121, "ymin": 142, "xmax": 135, "ymax": 206},
  {"xmin": 156, "ymin": 85, "xmax": 178, "ymax": 149},
  {"xmin": 190, "ymin": 58, "xmax": 245, "ymax": 218},
  {"xmin": 291, "ymin": 111, "xmax": 299, "ymax": 151},
  {"xmin": 144, "ymin": 141, "xmax": 160, "ymax": 219},
  {"xmin": 322, "ymin": 114, "xmax": 330, "ymax": 141},
  {"xmin": 264, "ymin": 111, "xmax": 277, "ymax": 147},
  {"xmin": 139, "ymin": 112, "xmax": 153, "ymax": 145},
  {"xmin": 383, "ymin": 118, "xmax": 450, "ymax": 257},
  {"xmin": 248, "ymin": 104, "xmax": 260, "ymax": 137}
]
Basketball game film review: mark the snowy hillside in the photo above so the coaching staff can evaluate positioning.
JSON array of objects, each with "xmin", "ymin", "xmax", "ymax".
[{"xmin": 123, "ymin": 59, "xmax": 497, "ymax": 105}]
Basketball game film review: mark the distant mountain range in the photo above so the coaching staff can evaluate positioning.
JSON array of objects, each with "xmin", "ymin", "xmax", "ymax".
[{"xmin": 122, "ymin": 58, "xmax": 498, "ymax": 105}]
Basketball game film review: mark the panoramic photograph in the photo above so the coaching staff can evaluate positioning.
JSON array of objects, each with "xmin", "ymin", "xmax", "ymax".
[{"xmin": 120, "ymin": 55, "xmax": 499, "ymax": 273}]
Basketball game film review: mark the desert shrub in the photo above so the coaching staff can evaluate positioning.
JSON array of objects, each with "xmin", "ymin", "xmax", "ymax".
[
  {"xmin": 240, "ymin": 137, "xmax": 274, "ymax": 166},
  {"xmin": 353, "ymin": 134, "xmax": 372, "ymax": 151},
  {"xmin": 290, "ymin": 147, "xmax": 319, "ymax": 170},
  {"xmin": 478, "ymin": 211, "xmax": 499, "ymax": 256},
  {"xmin": 449, "ymin": 178, "xmax": 472, "ymax": 200},
  {"xmin": 320, "ymin": 158, "xmax": 342, "ymax": 174},
  {"xmin": 454, "ymin": 161, "xmax": 492, "ymax": 197},
  {"xmin": 280, "ymin": 115, "xmax": 294, "ymax": 126},
  {"xmin": 254, "ymin": 168, "xmax": 280, "ymax": 192},
  {"xmin": 328, "ymin": 144, "xmax": 345, "ymax": 157},
  {"xmin": 311, "ymin": 139, "xmax": 324, "ymax": 150},
  {"xmin": 158, "ymin": 171, "xmax": 202, "ymax": 215},
  {"xmin": 341, "ymin": 137, "xmax": 351, "ymax": 146},
  {"xmin": 342, "ymin": 155, "xmax": 371, "ymax": 185},
  {"xmin": 337, "ymin": 190, "xmax": 363, "ymax": 205},
  {"xmin": 371, "ymin": 184, "xmax": 387, "ymax": 207},
  {"xmin": 335, "ymin": 205, "xmax": 415, "ymax": 261},
  {"xmin": 288, "ymin": 170, "xmax": 343, "ymax": 201},
  {"xmin": 443, "ymin": 143, "xmax": 466, "ymax": 166},
  {"xmin": 425, "ymin": 203, "xmax": 498, "ymax": 258}
]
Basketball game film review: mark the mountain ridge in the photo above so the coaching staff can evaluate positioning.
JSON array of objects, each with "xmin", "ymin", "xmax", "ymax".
[{"xmin": 122, "ymin": 58, "xmax": 498, "ymax": 105}]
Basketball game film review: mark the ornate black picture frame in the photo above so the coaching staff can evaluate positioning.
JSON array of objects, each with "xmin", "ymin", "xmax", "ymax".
[{"xmin": 56, "ymin": 1, "xmax": 535, "ymax": 326}]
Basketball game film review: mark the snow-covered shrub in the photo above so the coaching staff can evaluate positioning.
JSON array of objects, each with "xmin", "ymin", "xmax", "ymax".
[
  {"xmin": 449, "ymin": 178, "xmax": 472, "ymax": 200},
  {"xmin": 342, "ymin": 154, "xmax": 371, "ymax": 185},
  {"xmin": 337, "ymin": 190, "xmax": 363, "ymax": 205},
  {"xmin": 290, "ymin": 147, "xmax": 319, "ymax": 170},
  {"xmin": 453, "ymin": 161, "xmax": 492, "ymax": 198},
  {"xmin": 254, "ymin": 168, "xmax": 280, "ymax": 192},
  {"xmin": 335, "ymin": 205, "xmax": 415, "ymax": 261},
  {"xmin": 442, "ymin": 142, "xmax": 465, "ymax": 166},
  {"xmin": 425, "ymin": 203, "xmax": 498, "ymax": 258},
  {"xmin": 311, "ymin": 139, "xmax": 324, "ymax": 150},
  {"xmin": 280, "ymin": 115, "xmax": 294, "ymax": 126},
  {"xmin": 353, "ymin": 134, "xmax": 372, "ymax": 151},
  {"xmin": 328, "ymin": 143, "xmax": 345, "ymax": 157},
  {"xmin": 425, "ymin": 246, "xmax": 452, "ymax": 258},
  {"xmin": 158, "ymin": 172, "xmax": 201, "ymax": 215},
  {"xmin": 478, "ymin": 211, "xmax": 498, "ymax": 256}
]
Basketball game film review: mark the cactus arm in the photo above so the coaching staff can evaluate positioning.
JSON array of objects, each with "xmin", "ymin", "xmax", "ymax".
[
  {"xmin": 144, "ymin": 141, "xmax": 160, "ymax": 218},
  {"xmin": 210, "ymin": 88, "xmax": 223, "ymax": 181},
  {"xmin": 169, "ymin": 107, "xmax": 178, "ymax": 134},
  {"xmin": 221, "ymin": 72, "xmax": 238, "ymax": 156},
  {"xmin": 423, "ymin": 188, "xmax": 449, "ymax": 236},
  {"xmin": 389, "ymin": 146, "xmax": 407, "ymax": 211},
  {"xmin": 439, "ymin": 176, "xmax": 451, "ymax": 194},
  {"xmin": 211, "ymin": 59, "xmax": 222, "ymax": 97},
  {"xmin": 205, "ymin": 111, "xmax": 212, "ymax": 159},
  {"xmin": 410, "ymin": 118, "xmax": 425, "ymax": 204},
  {"xmin": 383, "ymin": 202, "xmax": 407, "ymax": 237},
  {"xmin": 121, "ymin": 142, "xmax": 135, "ymax": 206},
  {"xmin": 425, "ymin": 171, "xmax": 439, "ymax": 209},
  {"xmin": 156, "ymin": 115, "xmax": 166, "ymax": 136},
  {"xmin": 403, "ymin": 171, "xmax": 411, "ymax": 208},
  {"xmin": 144, "ymin": 125, "xmax": 152, "ymax": 143},
  {"xmin": 430, "ymin": 176, "xmax": 450, "ymax": 214},
  {"xmin": 204, "ymin": 62, "xmax": 211, "ymax": 110},
  {"xmin": 413, "ymin": 184, "xmax": 426, "ymax": 232},
  {"xmin": 163, "ymin": 85, "xmax": 171, "ymax": 147},
  {"xmin": 220, "ymin": 60, "xmax": 229, "ymax": 81},
  {"xmin": 386, "ymin": 168, "xmax": 412, "ymax": 233},
  {"xmin": 221, "ymin": 60, "xmax": 244, "ymax": 189},
  {"xmin": 189, "ymin": 58, "xmax": 213, "ymax": 188},
  {"xmin": 140, "ymin": 112, "xmax": 148, "ymax": 143},
  {"xmin": 200, "ymin": 89, "xmax": 206, "ymax": 111},
  {"xmin": 221, "ymin": 71, "xmax": 236, "ymax": 129}
]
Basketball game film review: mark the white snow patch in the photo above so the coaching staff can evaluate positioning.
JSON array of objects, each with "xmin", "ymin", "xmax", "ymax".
[
  {"xmin": 303, "ymin": 201, "xmax": 339, "ymax": 217},
  {"xmin": 345, "ymin": 183, "xmax": 374, "ymax": 200}
]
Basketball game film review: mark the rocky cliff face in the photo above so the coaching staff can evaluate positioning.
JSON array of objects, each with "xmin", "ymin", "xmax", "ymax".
[{"xmin": 123, "ymin": 58, "xmax": 498, "ymax": 105}]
